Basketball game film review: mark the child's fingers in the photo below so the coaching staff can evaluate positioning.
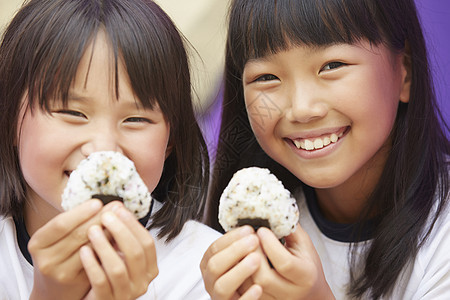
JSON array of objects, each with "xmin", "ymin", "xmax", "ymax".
[
  {"xmin": 79, "ymin": 245, "xmax": 113, "ymax": 299},
  {"xmin": 200, "ymin": 226, "xmax": 255, "ymax": 274},
  {"xmin": 29, "ymin": 201, "xmax": 122, "ymax": 273},
  {"xmin": 211, "ymin": 252, "xmax": 261, "ymax": 300},
  {"xmin": 27, "ymin": 201, "xmax": 106, "ymax": 300},
  {"xmin": 239, "ymin": 284, "xmax": 263, "ymax": 300},
  {"xmin": 283, "ymin": 224, "xmax": 312, "ymax": 252},
  {"xmin": 30, "ymin": 200, "xmax": 121, "ymax": 261},
  {"xmin": 29, "ymin": 199, "xmax": 103, "ymax": 249},
  {"xmin": 254, "ymin": 226, "xmax": 332, "ymax": 298},
  {"xmin": 258, "ymin": 225, "xmax": 319, "ymax": 282},
  {"xmin": 256, "ymin": 227, "xmax": 299, "ymax": 282},
  {"xmin": 201, "ymin": 226, "xmax": 255, "ymax": 264},
  {"xmin": 101, "ymin": 210, "xmax": 156, "ymax": 295},
  {"xmin": 31, "ymin": 243, "xmax": 85, "ymax": 280},
  {"xmin": 48, "ymin": 201, "xmax": 120, "ymax": 251},
  {"xmin": 247, "ymin": 246, "xmax": 287, "ymax": 298},
  {"xmin": 201, "ymin": 231, "xmax": 259, "ymax": 293},
  {"xmin": 87, "ymin": 225, "xmax": 131, "ymax": 299},
  {"xmin": 111, "ymin": 208, "xmax": 157, "ymax": 270},
  {"xmin": 112, "ymin": 207, "xmax": 158, "ymax": 282},
  {"xmin": 30, "ymin": 250, "xmax": 91, "ymax": 300}
]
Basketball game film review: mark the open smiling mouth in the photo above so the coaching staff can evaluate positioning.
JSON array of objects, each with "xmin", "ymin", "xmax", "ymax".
[{"xmin": 290, "ymin": 127, "xmax": 349, "ymax": 151}]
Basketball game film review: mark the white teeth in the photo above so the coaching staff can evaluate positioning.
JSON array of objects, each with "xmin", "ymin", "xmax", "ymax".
[
  {"xmin": 313, "ymin": 139, "xmax": 323, "ymax": 149},
  {"xmin": 305, "ymin": 139, "xmax": 314, "ymax": 150},
  {"xmin": 293, "ymin": 131, "xmax": 344, "ymax": 151},
  {"xmin": 330, "ymin": 133, "xmax": 338, "ymax": 143}
]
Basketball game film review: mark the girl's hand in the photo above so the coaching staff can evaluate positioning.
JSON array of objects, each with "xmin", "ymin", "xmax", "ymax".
[
  {"xmin": 248, "ymin": 226, "xmax": 335, "ymax": 300},
  {"xmin": 28, "ymin": 199, "xmax": 105, "ymax": 300},
  {"xmin": 80, "ymin": 203, "xmax": 158, "ymax": 300},
  {"xmin": 200, "ymin": 226, "xmax": 263, "ymax": 300}
]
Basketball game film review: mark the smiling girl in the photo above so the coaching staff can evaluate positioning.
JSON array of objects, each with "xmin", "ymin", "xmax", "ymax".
[
  {"xmin": 202, "ymin": 0, "xmax": 450, "ymax": 299},
  {"xmin": 0, "ymin": 0, "xmax": 220, "ymax": 299}
]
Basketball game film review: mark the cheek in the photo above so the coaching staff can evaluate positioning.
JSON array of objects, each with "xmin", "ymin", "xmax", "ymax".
[
  {"xmin": 132, "ymin": 127, "xmax": 170, "ymax": 193},
  {"xmin": 244, "ymin": 91, "xmax": 282, "ymax": 135},
  {"xmin": 362, "ymin": 65, "xmax": 403, "ymax": 120},
  {"xmin": 360, "ymin": 91, "xmax": 399, "ymax": 133},
  {"xmin": 138, "ymin": 157, "xmax": 165, "ymax": 193},
  {"xmin": 18, "ymin": 112, "xmax": 69, "ymax": 209},
  {"xmin": 19, "ymin": 114, "xmax": 47, "ymax": 175},
  {"xmin": 342, "ymin": 70, "xmax": 400, "ymax": 130}
]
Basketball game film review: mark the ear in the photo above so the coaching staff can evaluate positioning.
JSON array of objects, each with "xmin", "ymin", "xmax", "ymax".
[
  {"xmin": 15, "ymin": 98, "xmax": 29, "ymax": 146},
  {"xmin": 165, "ymin": 139, "xmax": 173, "ymax": 159},
  {"xmin": 399, "ymin": 42, "xmax": 412, "ymax": 103}
]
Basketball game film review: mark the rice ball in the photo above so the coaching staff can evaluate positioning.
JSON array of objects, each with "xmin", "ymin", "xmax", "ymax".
[
  {"xmin": 218, "ymin": 167, "xmax": 299, "ymax": 239},
  {"xmin": 61, "ymin": 151, "xmax": 152, "ymax": 219}
]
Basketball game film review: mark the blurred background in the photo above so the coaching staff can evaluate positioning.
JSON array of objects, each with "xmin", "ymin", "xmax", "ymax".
[{"xmin": 1, "ymin": 0, "xmax": 449, "ymax": 157}]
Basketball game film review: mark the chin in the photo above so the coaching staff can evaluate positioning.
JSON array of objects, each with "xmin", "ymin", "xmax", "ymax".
[{"xmin": 295, "ymin": 172, "xmax": 346, "ymax": 189}]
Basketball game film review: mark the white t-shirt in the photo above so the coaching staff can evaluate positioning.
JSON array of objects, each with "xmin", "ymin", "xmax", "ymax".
[
  {"xmin": 297, "ymin": 187, "xmax": 450, "ymax": 299},
  {"xmin": 0, "ymin": 200, "xmax": 221, "ymax": 300}
]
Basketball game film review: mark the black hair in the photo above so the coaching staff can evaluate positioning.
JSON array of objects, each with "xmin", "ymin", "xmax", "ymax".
[
  {"xmin": 0, "ymin": 0, "xmax": 209, "ymax": 241},
  {"xmin": 206, "ymin": 0, "xmax": 450, "ymax": 298}
]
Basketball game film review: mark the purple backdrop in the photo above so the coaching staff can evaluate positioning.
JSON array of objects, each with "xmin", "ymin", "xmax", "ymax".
[{"xmin": 415, "ymin": 0, "xmax": 450, "ymax": 126}]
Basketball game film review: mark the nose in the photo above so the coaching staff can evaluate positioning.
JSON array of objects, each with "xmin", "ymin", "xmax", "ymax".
[
  {"xmin": 80, "ymin": 125, "xmax": 122, "ymax": 157},
  {"xmin": 285, "ymin": 81, "xmax": 328, "ymax": 123}
]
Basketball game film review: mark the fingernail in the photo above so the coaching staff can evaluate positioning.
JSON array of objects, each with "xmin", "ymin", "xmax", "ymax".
[
  {"xmin": 250, "ymin": 285, "xmax": 263, "ymax": 298},
  {"xmin": 257, "ymin": 226, "xmax": 270, "ymax": 238},
  {"xmin": 79, "ymin": 245, "xmax": 91, "ymax": 259},
  {"xmin": 118, "ymin": 207, "xmax": 131, "ymax": 220},
  {"xmin": 89, "ymin": 225, "xmax": 102, "ymax": 238},
  {"xmin": 245, "ymin": 235, "xmax": 258, "ymax": 248},
  {"xmin": 102, "ymin": 212, "xmax": 116, "ymax": 225},
  {"xmin": 90, "ymin": 200, "xmax": 103, "ymax": 210},
  {"xmin": 110, "ymin": 202, "xmax": 122, "ymax": 212},
  {"xmin": 240, "ymin": 225, "xmax": 254, "ymax": 236}
]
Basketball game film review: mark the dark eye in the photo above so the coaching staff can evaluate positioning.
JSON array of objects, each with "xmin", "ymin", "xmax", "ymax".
[
  {"xmin": 56, "ymin": 110, "xmax": 86, "ymax": 118},
  {"xmin": 321, "ymin": 61, "xmax": 346, "ymax": 71},
  {"xmin": 255, "ymin": 74, "xmax": 279, "ymax": 82},
  {"xmin": 125, "ymin": 117, "xmax": 152, "ymax": 123}
]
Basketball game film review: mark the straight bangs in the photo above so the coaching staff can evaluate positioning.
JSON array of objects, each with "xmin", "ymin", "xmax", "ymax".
[
  {"xmin": 18, "ymin": 0, "xmax": 187, "ymax": 119},
  {"xmin": 228, "ymin": 0, "xmax": 386, "ymax": 72},
  {"xmin": 102, "ymin": 0, "xmax": 191, "ymax": 120},
  {"xmin": 14, "ymin": 0, "xmax": 100, "ymax": 112}
]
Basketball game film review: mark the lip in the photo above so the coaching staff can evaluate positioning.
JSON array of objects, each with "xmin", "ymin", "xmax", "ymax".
[
  {"xmin": 286, "ymin": 126, "xmax": 348, "ymax": 140},
  {"xmin": 64, "ymin": 170, "xmax": 73, "ymax": 177},
  {"xmin": 285, "ymin": 126, "xmax": 349, "ymax": 159}
]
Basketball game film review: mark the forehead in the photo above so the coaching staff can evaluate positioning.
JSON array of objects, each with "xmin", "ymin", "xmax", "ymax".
[
  {"xmin": 72, "ymin": 31, "xmax": 119, "ymax": 91},
  {"xmin": 50, "ymin": 31, "xmax": 150, "ymax": 110},
  {"xmin": 67, "ymin": 31, "xmax": 157, "ymax": 109}
]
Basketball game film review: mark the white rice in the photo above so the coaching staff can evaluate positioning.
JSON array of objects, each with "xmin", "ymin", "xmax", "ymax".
[
  {"xmin": 218, "ymin": 167, "xmax": 299, "ymax": 239},
  {"xmin": 61, "ymin": 151, "xmax": 152, "ymax": 218}
]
